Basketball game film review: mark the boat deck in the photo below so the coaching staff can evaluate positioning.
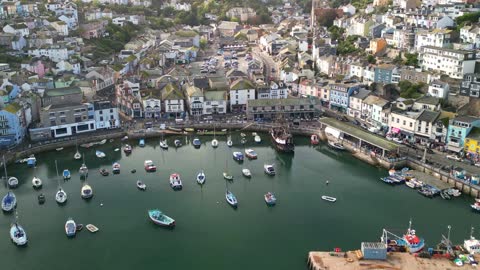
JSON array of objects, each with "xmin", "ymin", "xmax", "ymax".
[{"xmin": 307, "ymin": 251, "xmax": 476, "ymax": 270}]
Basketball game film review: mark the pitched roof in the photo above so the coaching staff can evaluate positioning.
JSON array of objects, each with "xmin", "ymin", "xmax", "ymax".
[
  {"xmin": 248, "ymin": 98, "xmax": 317, "ymax": 107},
  {"xmin": 415, "ymin": 96, "xmax": 439, "ymax": 105},
  {"xmin": 162, "ymin": 83, "xmax": 184, "ymax": 100},
  {"xmin": 186, "ymin": 85, "xmax": 203, "ymax": 97},
  {"xmin": 363, "ymin": 95, "xmax": 389, "ymax": 107},
  {"xmin": 416, "ymin": 110, "xmax": 440, "ymax": 123},
  {"xmin": 230, "ymin": 78, "xmax": 254, "ymax": 90},
  {"xmin": 204, "ymin": 89, "xmax": 226, "ymax": 100},
  {"xmin": 44, "ymin": 86, "xmax": 81, "ymax": 97},
  {"xmin": 351, "ymin": 89, "xmax": 370, "ymax": 100}
]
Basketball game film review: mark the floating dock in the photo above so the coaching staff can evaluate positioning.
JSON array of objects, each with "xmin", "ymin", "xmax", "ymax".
[{"xmin": 307, "ymin": 251, "xmax": 473, "ymax": 270}]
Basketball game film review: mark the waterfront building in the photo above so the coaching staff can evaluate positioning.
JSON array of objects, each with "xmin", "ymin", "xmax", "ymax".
[
  {"xmin": 389, "ymin": 109, "xmax": 419, "ymax": 141},
  {"xmin": 246, "ymin": 98, "xmax": 321, "ymax": 121},
  {"xmin": 203, "ymin": 89, "xmax": 227, "ymax": 115},
  {"xmin": 141, "ymin": 88, "xmax": 162, "ymax": 119},
  {"xmin": 229, "ymin": 78, "xmax": 256, "ymax": 113},
  {"xmin": 460, "ymin": 73, "xmax": 480, "ymax": 98},
  {"xmin": 348, "ymin": 88, "xmax": 371, "ymax": 119},
  {"xmin": 186, "ymin": 85, "xmax": 203, "ymax": 116},
  {"xmin": 446, "ymin": 116, "xmax": 480, "ymax": 153},
  {"xmin": 414, "ymin": 29, "xmax": 453, "ymax": 52},
  {"xmin": 162, "ymin": 83, "xmax": 185, "ymax": 119},
  {"xmin": 256, "ymin": 81, "xmax": 288, "ymax": 100},
  {"xmin": 0, "ymin": 102, "xmax": 29, "ymax": 148},
  {"xmin": 414, "ymin": 110, "xmax": 441, "ymax": 144},
  {"xmin": 419, "ymin": 46, "xmax": 476, "ymax": 79},
  {"xmin": 362, "ymin": 96, "xmax": 390, "ymax": 127},
  {"xmin": 329, "ymin": 82, "xmax": 361, "ymax": 113},
  {"xmin": 115, "ymin": 78, "xmax": 143, "ymax": 119},
  {"xmin": 94, "ymin": 100, "xmax": 120, "ymax": 129},
  {"xmin": 465, "ymin": 128, "xmax": 480, "ymax": 161}
]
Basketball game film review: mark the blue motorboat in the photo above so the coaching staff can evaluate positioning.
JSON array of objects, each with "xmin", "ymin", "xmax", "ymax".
[
  {"xmin": 192, "ymin": 138, "xmax": 201, "ymax": 148},
  {"xmin": 139, "ymin": 139, "xmax": 145, "ymax": 147},
  {"xmin": 380, "ymin": 177, "xmax": 395, "ymax": 185},
  {"xmin": 2, "ymin": 191, "xmax": 16, "ymax": 212},
  {"xmin": 232, "ymin": 151, "xmax": 244, "ymax": 161},
  {"xmin": 148, "ymin": 209, "xmax": 175, "ymax": 227},
  {"xmin": 63, "ymin": 169, "xmax": 71, "ymax": 180},
  {"xmin": 226, "ymin": 190, "xmax": 238, "ymax": 208},
  {"xmin": 65, "ymin": 218, "xmax": 76, "ymax": 237},
  {"xmin": 10, "ymin": 222, "xmax": 27, "ymax": 246},
  {"xmin": 264, "ymin": 192, "xmax": 276, "ymax": 206},
  {"xmin": 27, "ymin": 156, "xmax": 36, "ymax": 167}
]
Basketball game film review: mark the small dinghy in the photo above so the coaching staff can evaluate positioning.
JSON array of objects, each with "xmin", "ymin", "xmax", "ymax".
[
  {"xmin": 174, "ymin": 139, "xmax": 182, "ymax": 147},
  {"xmin": 56, "ymin": 147, "xmax": 64, "ymax": 151},
  {"xmin": 264, "ymin": 192, "xmax": 276, "ymax": 206},
  {"xmin": 123, "ymin": 144, "xmax": 132, "ymax": 154},
  {"xmin": 139, "ymin": 139, "xmax": 145, "ymax": 147},
  {"xmin": 32, "ymin": 176, "xmax": 42, "ymax": 189},
  {"xmin": 240, "ymin": 133, "xmax": 246, "ymax": 137},
  {"xmin": 99, "ymin": 168, "xmax": 109, "ymax": 176},
  {"xmin": 225, "ymin": 190, "xmax": 238, "ymax": 208},
  {"xmin": 192, "ymin": 138, "xmax": 201, "ymax": 148},
  {"xmin": 264, "ymin": 164, "xmax": 275, "ymax": 176},
  {"xmin": 160, "ymin": 140, "xmax": 168, "ymax": 149},
  {"xmin": 10, "ymin": 222, "xmax": 27, "ymax": 246},
  {"xmin": 137, "ymin": 180, "xmax": 146, "ymax": 190},
  {"xmin": 328, "ymin": 141, "xmax": 346, "ymax": 151},
  {"xmin": 86, "ymin": 224, "xmax": 99, "ymax": 233},
  {"xmin": 2, "ymin": 191, "xmax": 16, "ymax": 212},
  {"xmin": 81, "ymin": 184, "xmax": 93, "ymax": 199},
  {"xmin": 121, "ymin": 135, "xmax": 129, "ymax": 141},
  {"xmin": 223, "ymin": 172, "xmax": 234, "ymax": 181},
  {"xmin": 211, "ymin": 139, "xmax": 219, "ymax": 148},
  {"xmin": 131, "ymin": 169, "xmax": 137, "ymax": 173},
  {"xmin": 79, "ymin": 163, "xmax": 88, "ymax": 178},
  {"xmin": 65, "ymin": 218, "xmax": 76, "ymax": 237},
  {"xmin": 63, "ymin": 169, "xmax": 71, "ymax": 180},
  {"xmin": 38, "ymin": 193, "xmax": 46, "ymax": 204},
  {"xmin": 56, "ymin": 188, "xmax": 67, "ymax": 204},
  {"xmin": 254, "ymin": 135, "xmax": 261, "ymax": 143},
  {"xmin": 74, "ymin": 151, "xmax": 82, "ymax": 160},
  {"xmin": 321, "ymin": 196, "xmax": 337, "ymax": 202},
  {"xmin": 197, "ymin": 171, "xmax": 206, "ymax": 185},
  {"xmin": 112, "ymin": 162, "xmax": 120, "ymax": 174},
  {"xmin": 144, "ymin": 160, "xmax": 156, "ymax": 172},
  {"xmin": 7, "ymin": 177, "xmax": 18, "ymax": 189},
  {"xmin": 242, "ymin": 168, "xmax": 251, "ymax": 178},
  {"xmin": 96, "ymin": 150, "xmax": 106, "ymax": 158},
  {"xmin": 114, "ymin": 148, "xmax": 120, "ymax": 152},
  {"xmin": 311, "ymin": 134, "xmax": 320, "ymax": 145},
  {"xmin": 148, "ymin": 209, "xmax": 175, "ymax": 227},
  {"xmin": 76, "ymin": 224, "xmax": 83, "ymax": 231}
]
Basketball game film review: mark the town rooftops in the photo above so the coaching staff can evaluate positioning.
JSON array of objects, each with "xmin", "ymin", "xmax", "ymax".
[
  {"xmin": 363, "ymin": 95, "xmax": 389, "ymax": 107},
  {"xmin": 422, "ymin": 46, "xmax": 475, "ymax": 55},
  {"xmin": 453, "ymin": 116, "xmax": 480, "ymax": 124},
  {"xmin": 218, "ymin": 21, "xmax": 240, "ymax": 30},
  {"xmin": 415, "ymin": 96, "xmax": 440, "ymax": 105},
  {"xmin": 3, "ymin": 102, "xmax": 21, "ymax": 114},
  {"xmin": 204, "ymin": 89, "xmax": 226, "ymax": 100},
  {"xmin": 351, "ymin": 89, "xmax": 371, "ymax": 100},
  {"xmin": 193, "ymin": 77, "xmax": 210, "ymax": 89},
  {"xmin": 467, "ymin": 127, "xmax": 480, "ymax": 141},
  {"xmin": 248, "ymin": 98, "xmax": 317, "ymax": 107},
  {"xmin": 44, "ymin": 86, "xmax": 81, "ymax": 97},
  {"xmin": 416, "ymin": 110, "xmax": 441, "ymax": 123},
  {"xmin": 375, "ymin": 64, "xmax": 396, "ymax": 70},
  {"xmin": 162, "ymin": 83, "xmax": 184, "ymax": 100},
  {"xmin": 230, "ymin": 78, "xmax": 255, "ymax": 90},
  {"xmin": 93, "ymin": 100, "xmax": 115, "ymax": 110}
]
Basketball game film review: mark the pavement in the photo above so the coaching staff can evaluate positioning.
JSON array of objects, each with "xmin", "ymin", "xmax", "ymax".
[{"xmin": 252, "ymin": 47, "xmax": 277, "ymax": 81}]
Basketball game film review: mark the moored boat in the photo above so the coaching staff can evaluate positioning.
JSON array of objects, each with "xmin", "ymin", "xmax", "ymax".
[
  {"xmin": 311, "ymin": 134, "xmax": 320, "ymax": 145},
  {"xmin": 55, "ymin": 188, "xmax": 67, "ymax": 204},
  {"xmin": 123, "ymin": 144, "xmax": 132, "ymax": 154},
  {"xmin": 192, "ymin": 138, "xmax": 201, "ymax": 148},
  {"xmin": 223, "ymin": 172, "xmax": 234, "ymax": 181},
  {"xmin": 86, "ymin": 224, "xmax": 99, "ymax": 233},
  {"xmin": 402, "ymin": 221, "xmax": 425, "ymax": 253},
  {"xmin": 81, "ymin": 184, "xmax": 93, "ymax": 199},
  {"xmin": 405, "ymin": 178, "xmax": 423, "ymax": 189},
  {"xmin": 74, "ymin": 151, "xmax": 81, "ymax": 160},
  {"xmin": 196, "ymin": 171, "xmax": 205, "ymax": 185},
  {"xmin": 112, "ymin": 162, "xmax": 121, "ymax": 174},
  {"xmin": 137, "ymin": 180, "xmax": 146, "ymax": 190},
  {"xmin": 174, "ymin": 139, "xmax": 182, "ymax": 147},
  {"xmin": 242, "ymin": 168, "xmax": 251, "ymax": 178},
  {"xmin": 211, "ymin": 138, "xmax": 219, "ymax": 148},
  {"xmin": 95, "ymin": 150, "xmax": 106, "ymax": 158},
  {"xmin": 63, "ymin": 169, "xmax": 71, "ymax": 180},
  {"xmin": 245, "ymin": 149, "xmax": 258, "ymax": 159},
  {"xmin": 254, "ymin": 135, "xmax": 261, "ymax": 143},
  {"xmin": 264, "ymin": 192, "xmax": 276, "ymax": 205},
  {"xmin": 184, "ymin": 128, "xmax": 194, "ymax": 132},
  {"xmin": 233, "ymin": 151, "xmax": 244, "ymax": 161},
  {"xmin": 2, "ymin": 191, "xmax": 16, "ymax": 212},
  {"xmin": 471, "ymin": 199, "xmax": 480, "ymax": 212},
  {"xmin": 37, "ymin": 193, "xmax": 45, "ymax": 204},
  {"xmin": 148, "ymin": 209, "xmax": 175, "ymax": 227},
  {"xmin": 321, "ymin": 195, "xmax": 337, "ymax": 202},
  {"xmin": 241, "ymin": 138, "xmax": 247, "ymax": 144},
  {"xmin": 225, "ymin": 190, "xmax": 238, "ymax": 208},
  {"xmin": 27, "ymin": 156, "xmax": 36, "ymax": 167},
  {"xmin": 79, "ymin": 156, "xmax": 88, "ymax": 178},
  {"xmin": 440, "ymin": 190, "xmax": 451, "ymax": 200},
  {"xmin": 144, "ymin": 160, "xmax": 156, "ymax": 172},
  {"xmin": 227, "ymin": 136, "xmax": 233, "ymax": 147},
  {"xmin": 32, "ymin": 176, "xmax": 42, "ymax": 189},
  {"xmin": 160, "ymin": 140, "xmax": 168, "ymax": 149},
  {"xmin": 270, "ymin": 125, "xmax": 294, "ymax": 153},
  {"xmin": 264, "ymin": 164, "xmax": 275, "ymax": 176},
  {"xmin": 169, "ymin": 173, "xmax": 183, "ymax": 190},
  {"xmin": 76, "ymin": 224, "xmax": 83, "ymax": 231},
  {"xmin": 7, "ymin": 177, "xmax": 18, "ymax": 188},
  {"xmin": 327, "ymin": 140, "xmax": 346, "ymax": 150},
  {"xmin": 380, "ymin": 177, "xmax": 395, "ymax": 185},
  {"xmin": 10, "ymin": 222, "xmax": 27, "ymax": 246},
  {"xmin": 99, "ymin": 168, "xmax": 109, "ymax": 176},
  {"xmin": 65, "ymin": 218, "xmax": 76, "ymax": 237},
  {"xmin": 139, "ymin": 139, "xmax": 145, "ymax": 147},
  {"xmin": 56, "ymin": 147, "xmax": 64, "ymax": 151},
  {"xmin": 447, "ymin": 188, "xmax": 461, "ymax": 197}
]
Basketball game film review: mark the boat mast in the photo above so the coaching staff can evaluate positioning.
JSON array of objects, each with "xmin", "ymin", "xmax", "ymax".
[
  {"xmin": 3, "ymin": 155, "xmax": 7, "ymax": 179},
  {"xmin": 471, "ymin": 226, "xmax": 475, "ymax": 240}
]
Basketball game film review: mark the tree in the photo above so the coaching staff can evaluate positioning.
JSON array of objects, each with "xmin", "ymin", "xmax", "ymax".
[
  {"xmin": 337, "ymin": 35, "xmax": 360, "ymax": 55},
  {"xmin": 404, "ymin": 53, "xmax": 418, "ymax": 67},
  {"xmin": 317, "ymin": 9, "xmax": 337, "ymax": 28},
  {"xmin": 199, "ymin": 38, "xmax": 208, "ymax": 50},
  {"xmin": 327, "ymin": 25, "xmax": 345, "ymax": 40},
  {"xmin": 367, "ymin": 55, "xmax": 376, "ymax": 64},
  {"xmin": 398, "ymin": 81, "xmax": 425, "ymax": 99},
  {"xmin": 455, "ymin": 11, "xmax": 480, "ymax": 28}
]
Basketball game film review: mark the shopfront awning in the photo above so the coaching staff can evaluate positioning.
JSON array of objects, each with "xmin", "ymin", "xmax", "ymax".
[
  {"xmin": 447, "ymin": 145, "xmax": 463, "ymax": 153},
  {"xmin": 391, "ymin": 127, "xmax": 400, "ymax": 134}
]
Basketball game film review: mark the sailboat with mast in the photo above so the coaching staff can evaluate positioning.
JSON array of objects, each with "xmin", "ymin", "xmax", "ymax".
[
  {"xmin": 223, "ymin": 151, "xmax": 233, "ymax": 180},
  {"xmin": 74, "ymin": 139, "xmax": 81, "ymax": 160},
  {"xmin": 2, "ymin": 156, "xmax": 17, "ymax": 212},
  {"xmin": 79, "ymin": 155, "xmax": 88, "ymax": 178},
  {"xmin": 81, "ymin": 171, "xmax": 93, "ymax": 199},
  {"xmin": 55, "ymin": 160, "xmax": 67, "ymax": 204},
  {"xmin": 10, "ymin": 211, "xmax": 27, "ymax": 246},
  {"xmin": 211, "ymin": 125, "xmax": 218, "ymax": 148}
]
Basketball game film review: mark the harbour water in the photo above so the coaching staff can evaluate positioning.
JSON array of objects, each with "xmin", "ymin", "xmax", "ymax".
[{"xmin": 0, "ymin": 133, "xmax": 478, "ymax": 270}]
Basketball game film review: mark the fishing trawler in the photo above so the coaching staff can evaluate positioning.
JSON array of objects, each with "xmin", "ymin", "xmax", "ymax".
[{"xmin": 270, "ymin": 119, "xmax": 294, "ymax": 153}]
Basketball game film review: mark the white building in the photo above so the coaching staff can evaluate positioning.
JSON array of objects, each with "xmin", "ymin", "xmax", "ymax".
[
  {"xmin": 162, "ymin": 83, "xmax": 185, "ymax": 118},
  {"xmin": 204, "ymin": 90, "xmax": 227, "ymax": 115},
  {"xmin": 460, "ymin": 25, "xmax": 480, "ymax": 48},
  {"xmin": 419, "ymin": 46, "xmax": 476, "ymax": 79},
  {"xmin": 186, "ymin": 85, "xmax": 203, "ymax": 116},
  {"xmin": 94, "ymin": 101, "xmax": 120, "ymax": 129},
  {"xmin": 428, "ymin": 80, "xmax": 449, "ymax": 99},
  {"xmin": 3, "ymin": 24, "xmax": 29, "ymax": 37},
  {"xmin": 229, "ymin": 78, "xmax": 256, "ymax": 113},
  {"xmin": 27, "ymin": 46, "xmax": 69, "ymax": 62},
  {"xmin": 415, "ymin": 29, "xmax": 452, "ymax": 52},
  {"xmin": 50, "ymin": 21, "xmax": 69, "ymax": 36}
]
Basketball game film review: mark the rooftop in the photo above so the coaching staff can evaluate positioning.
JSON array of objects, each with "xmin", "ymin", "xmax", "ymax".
[
  {"xmin": 351, "ymin": 89, "xmax": 370, "ymax": 100},
  {"xmin": 415, "ymin": 96, "xmax": 439, "ymax": 105},
  {"xmin": 230, "ymin": 78, "xmax": 255, "ymax": 90},
  {"xmin": 319, "ymin": 117, "xmax": 400, "ymax": 151},
  {"xmin": 44, "ymin": 86, "xmax": 81, "ymax": 97},
  {"xmin": 3, "ymin": 102, "xmax": 21, "ymax": 114},
  {"xmin": 363, "ymin": 95, "xmax": 389, "ymax": 107},
  {"xmin": 467, "ymin": 127, "xmax": 480, "ymax": 141},
  {"xmin": 248, "ymin": 98, "xmax": 317, "ymax": 107},
  {"xmin": 416, "ymin": 110, "xmax": 440, "ymax": 123},
  {"xmin": 454, "ymin": 116, "xmax": 480, "ymax": 124}
]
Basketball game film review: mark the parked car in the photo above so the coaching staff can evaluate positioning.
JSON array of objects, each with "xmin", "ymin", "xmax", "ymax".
[
  {"xmin": 392, "ymin": 137, "xmax": 403, "ymax": 144},
  {"xmin": 446, "ymin": 155, "xmax": 462, "ymax": 162}
]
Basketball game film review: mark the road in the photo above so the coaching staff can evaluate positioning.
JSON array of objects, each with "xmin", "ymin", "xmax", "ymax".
[{"xmin": 252, "ymin": 47, "xmax": 277, "ymax": 81}]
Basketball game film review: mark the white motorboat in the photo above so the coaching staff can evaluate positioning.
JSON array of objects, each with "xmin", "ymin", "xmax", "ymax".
[
  {"xmin": 160, "ymin": 140, "xmax": 168, "ymax": 149},
  {"xmin": 196, "ymin": 171, "xmax": 206, "ymax": 185},
  {"xmin": 56, "ymin": 147, "xmax": 64, "ymax": 151},
  {"xmin": 81, "ymin": 184, "xmax": 93, "ymax": 199},
  {"xmin": 321, "ymin": 196, "xmax": 337, "ymax": 202},
  {"xmin": 65, "ymin": 218, "xmax": 76, "ymax": 237},
  {"xmin": 242, "ymin": 168, "xmax": 251, "ymax": 177},
  {"xmin": 254, "ymin": 135, "xmax": 261, "ymax": 143},
  {"xmin": 56, "ymin": 188, "xmax": 67, "ymax": 204},
  {"xmin": 32, "ymin": 176, "xmax": 42, "ymax": 189},
  {"xmin": 227, "ymin": 137, "xmax": 233, "ymax": 147},
  {"xmin": 74, "ymin": 151, "xmax": 81, "ymax": 160},
  {"xmin": 328, "ymin": 140, "xmax": 346, "ymax": 150},
  {"xmin": 223, "ymin": 172, "xmax": 234, "ymax": 180},
  {"xmin": 264, "ymin": 164, "xmax": 275, "ymax": 176},
  {"xmin": 169, "ymin": 173, "xmax": 183, "ymax": 190},
  {"xmin": 86, "ymin": 224, "xmax": 99, "ymax": 233},
  {"xmin": 211, "ymin": 139, "xmax": 219, "ymax": 148},
  {"xmin": 96, "ymin": 150, "xmax": 106, "ymax": 158},
  {"xmin": 7, "ymin": 177, "xmax": 18, "ymax": 188},
  {"xmin": 136, "ymin": 180, "xmax": 146, "ymax": 191}
]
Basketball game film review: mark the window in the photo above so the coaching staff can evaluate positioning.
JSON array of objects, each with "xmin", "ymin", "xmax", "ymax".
[
  {"xmin": 409, "ymin": 122, "xmax": 413, "ymax": 128},
  {"xmin": 396, "ymin": 118, "xmax": 399, "ymax": 123},
  {"xmin": 100, "ymin": 116, "xmax": 104, "ymax": 121},
  {"xmin": 403, "ymin": 120, "xmax": 406, "ymax": 125},
  {"xmin": 99, "ymin": 111, "xmax": 103, "ymax": 114},
  {"xmin": 49, "ymin": 112, "xmax": 55, "ymax": 117},
  {"xmin": 300, "ymin": 105, "xmax": 304, "ymax": 109},
  {"xmin": 50, "ymin": 120, "xmax": 56, "ymax": 126},
  {"xmin": 75, "ymin": 116, "xmax": 81, "ymax": 122},
  {"xmin": 110, "ymin": 109, "xmax": 113, "ymax": 113},
  {"xmin": 60, "ymin": 118, "xmax": 66, "ymax": 124}
]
